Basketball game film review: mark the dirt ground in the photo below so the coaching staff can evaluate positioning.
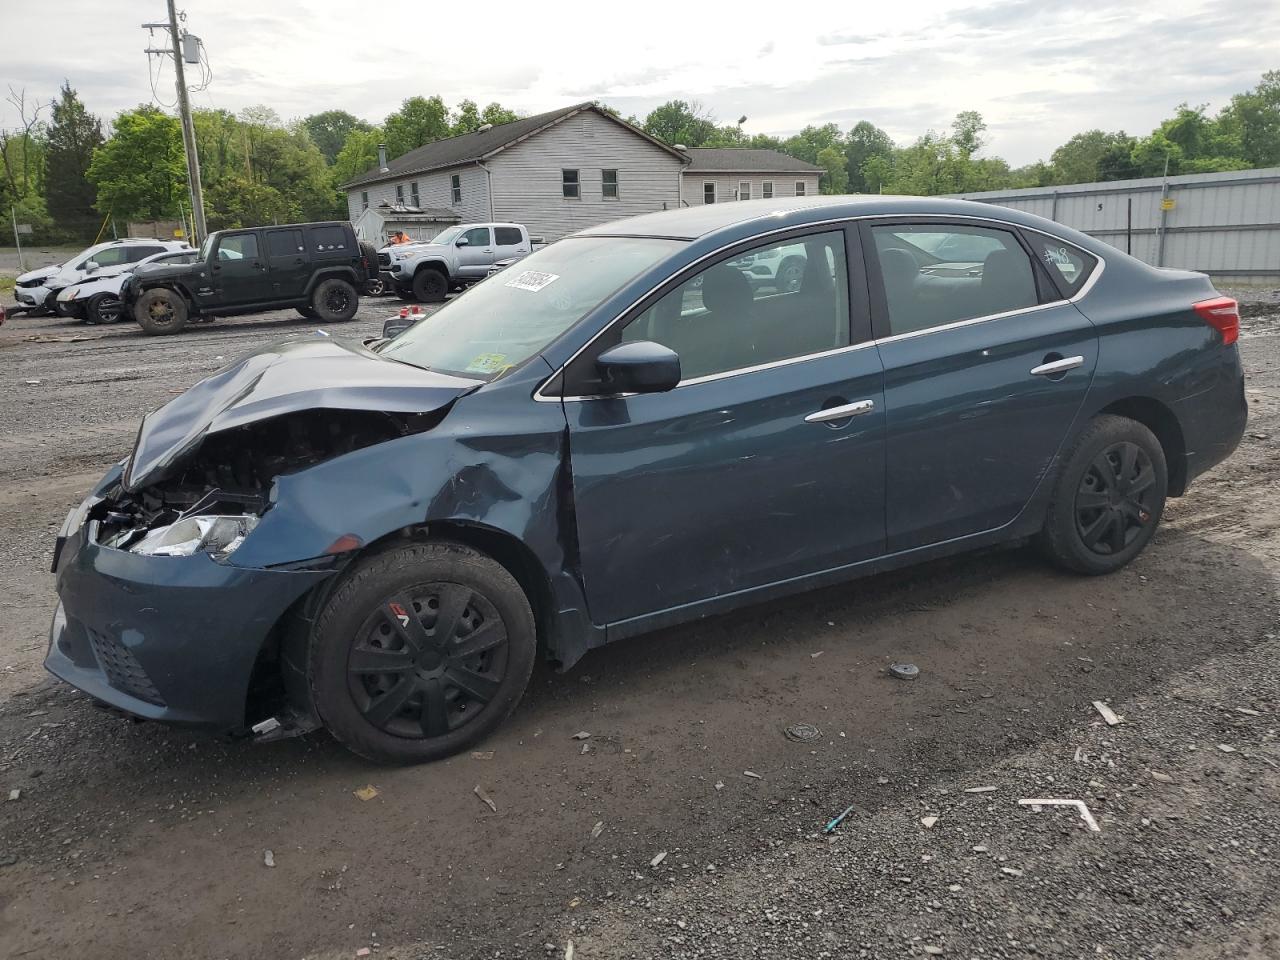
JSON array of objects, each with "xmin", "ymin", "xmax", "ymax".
[{"xmin": 0, "ymin": 290, "xmax": 1277, "ymax": 960}]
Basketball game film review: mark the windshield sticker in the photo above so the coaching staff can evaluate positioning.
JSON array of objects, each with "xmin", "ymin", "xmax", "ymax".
[
  {"xmin": 465, "ymin": 353, "xmax": 511, "ymax": 375},
  {"xmin": 504, "ymin": 270, "xmax": 560, "ymax": 293}
]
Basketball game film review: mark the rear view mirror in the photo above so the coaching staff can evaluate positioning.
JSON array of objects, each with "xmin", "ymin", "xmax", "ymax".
[{"xmin": 595, "ymin": 341, "xmax": 681, "ymax": 394}]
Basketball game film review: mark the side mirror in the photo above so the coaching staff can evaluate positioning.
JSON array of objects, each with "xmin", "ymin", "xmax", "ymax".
[
  {"xmin": 455, "ymin": 237, "xmax": 470, "ymax": 247},
  {"xmin": 84, "ymin": 260, "xmax": 100, "ymax": 274},
  {"xmin": 595, "ymin": 341, "xmax": 681, "ymax": 394}
]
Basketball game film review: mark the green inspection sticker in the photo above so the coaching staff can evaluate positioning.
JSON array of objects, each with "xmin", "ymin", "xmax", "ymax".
[{"xmin": 465, "ymin": 353, "xmax": 510, "ymax": 374}]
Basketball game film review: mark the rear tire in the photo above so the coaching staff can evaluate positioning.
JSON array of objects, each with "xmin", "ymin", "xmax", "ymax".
[
  {"xmin": 412, "ymin": 267, "xmax": 448, "ymax": 303},
  {"xmin": 135, "ymin": 288, "xmax": 189, "ymax": 335},
  {"xmin": 309, "ymin": 541, "xmax": 537, "ymax": 764},
  {"xmin": 311, "ymin": 278, "xmax": 359, "ymax": 322},
  {"xmin": 1039, "ymin": 414, "xmax": 1168, "ymax": 575}
]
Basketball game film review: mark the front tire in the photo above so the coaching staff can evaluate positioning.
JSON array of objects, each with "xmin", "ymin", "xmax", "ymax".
[
  {"xmin": 1040, "ymin": 414, "xmax": 1168, "ymax": 575},
  {"xmin": 135, "ymin": 288, "xmax": 189, "ymax": 335},
  {"xmin": 412, "ymin": 267, "xmax": 448, "ymax": 303},
  {"xmin": 309, "ymin": 541, "xmax": 537, "ymax": 764},
  {"xmin": 86, "ymin": 293, "xmax": 123, "ymax": 325}
]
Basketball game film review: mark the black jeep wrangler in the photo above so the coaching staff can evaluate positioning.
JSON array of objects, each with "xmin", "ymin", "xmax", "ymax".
[{"xmin": 121, "ymin": 221, "xmax": 378, "ymax": 335}]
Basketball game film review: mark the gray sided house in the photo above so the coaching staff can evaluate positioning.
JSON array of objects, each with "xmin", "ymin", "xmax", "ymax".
[
  {"xmin": 681, "ymin": 149, "xmax": 823, "ymax": 205},
  {"xmin": 343, "ymin": 103, "xmax": 687, "ymax": 244}
]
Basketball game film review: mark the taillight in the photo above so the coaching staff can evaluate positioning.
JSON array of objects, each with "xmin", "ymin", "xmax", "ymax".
[
  {"xmin": 399, "ymin": 307, "xmax": 409, "ymax": 318},
  {"xmin": 1193, "ymin": 296, "xmax": 1239, "ymax": 346}
]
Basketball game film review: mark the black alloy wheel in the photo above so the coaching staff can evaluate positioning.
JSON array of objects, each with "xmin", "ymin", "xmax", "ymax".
[
  {"xmin": 88, "ymin": 293, "xmax": 122, "ymax": 324},
  {"xmin": 324, "ymin": 284, "xmax": 352, "ymax": 316},
  {"xmin": 347, "ymin": 583, "xmax": 510, "ymax": 738},
  {"xmin": 1074, "ymin": 441, "xmax": 1157, "ymax": 556}
]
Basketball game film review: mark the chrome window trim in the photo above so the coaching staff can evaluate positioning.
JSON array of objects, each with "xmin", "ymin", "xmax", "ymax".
[{"xmin": 533, "ymin": 212, "xmax": 1107, "ymax": 404}]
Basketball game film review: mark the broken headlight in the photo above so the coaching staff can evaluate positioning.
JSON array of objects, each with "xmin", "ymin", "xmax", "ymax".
[{"xmin": 126, "ymin": 515, "xmax": 259, "ymax": 559}]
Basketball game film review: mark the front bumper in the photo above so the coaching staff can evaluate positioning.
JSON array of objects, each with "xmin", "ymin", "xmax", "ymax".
[
  {"xmin": 46, "ymin": 513, "xmax": 335, "ymax": 731},
  {"xmin": 14, "ymin": 283, "xmax": 51, "ymax": 308}
]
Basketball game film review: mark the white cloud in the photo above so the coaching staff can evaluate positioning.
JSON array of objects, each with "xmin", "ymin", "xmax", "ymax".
[{"xmin": 2, "ymin": 0, "xmax": 1277, "ymax": 165}]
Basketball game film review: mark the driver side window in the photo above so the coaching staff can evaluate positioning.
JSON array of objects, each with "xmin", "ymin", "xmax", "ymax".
[
  {"xmin": 461, "ymin": 227, "xmax": 491, "ymax": 247},
  {"xmin": 217, "ymin": 234, "xmax": 259, "ymax": 261},
  {"xmin": 620, "ymin": 230, "xmax": 850, "ymax": 381}
]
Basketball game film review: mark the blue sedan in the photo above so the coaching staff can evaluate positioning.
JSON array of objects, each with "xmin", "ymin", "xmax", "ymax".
[{"xmin": 47, "ymin": 196, "xmax": 1246, "ymax": 763}]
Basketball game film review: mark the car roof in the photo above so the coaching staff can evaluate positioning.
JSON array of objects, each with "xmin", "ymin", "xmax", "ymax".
[{"xmin": 578, "ymin": 195, "xmax": 1077, "ymax": 243}]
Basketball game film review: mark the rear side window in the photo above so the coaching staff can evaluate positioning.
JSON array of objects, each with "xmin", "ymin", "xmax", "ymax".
[
  {"xmin": 494, "ymin": 227, "xmax": 523, "ymax": 246},
  {"xmin": 90, "ymin": 247, "xmax": 134, "ymax": 268},
  {"xmin": 1023, "ymin": 232, "xmax": 1097, "ymax": 297},
  {"xmin": 870, "ymin": 224, "xmax": 1039, "ymax": 337},
  {"xmin": 266, "ymin": 229, "xmax": 304, "ymax": 257},
  {"xmin": 308, "ymin": 226, "xmax": 349, "ymax": 255}
]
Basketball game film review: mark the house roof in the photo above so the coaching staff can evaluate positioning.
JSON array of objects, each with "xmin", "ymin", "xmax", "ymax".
[
  {"xmin": 342, "ymin": 103, "xmax": 688, "ymax": 190},
  {"xmin": 681, "ymin": 148, "xmax": 823, "ymax": 174}
]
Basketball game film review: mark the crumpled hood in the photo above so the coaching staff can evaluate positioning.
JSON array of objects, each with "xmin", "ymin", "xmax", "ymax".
[
  {"xmin": 17, "ymin": 264, "xmax": 60, "ymax": 284},
  {"xmin": 123, "ymin": 335, "xmax": 482, "ymax": 492}
]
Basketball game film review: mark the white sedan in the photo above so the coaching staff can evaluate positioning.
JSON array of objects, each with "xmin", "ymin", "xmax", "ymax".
[{"xmin": 57, "ymin": 249, "xmax": 198, "ymax": 324}]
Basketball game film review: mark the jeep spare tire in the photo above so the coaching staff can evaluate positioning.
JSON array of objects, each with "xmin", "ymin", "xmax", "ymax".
[
  {"xmin": 135, "ymin": 288, "xmax": 189, "ymax": 335},
  {"xmin": 412, "ymin": 267, "xmax": 448, "ymax": 303},
  {"xmin": 312, "ymin": 277, "xmax": 359, "ymax": 322}
]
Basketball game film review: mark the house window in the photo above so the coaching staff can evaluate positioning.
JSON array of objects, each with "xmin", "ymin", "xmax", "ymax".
[
  {"xmin": 795, "ymin": 180, "xmax": 806, "ymax": 197},
  {"xmin": 451, "ymin": 174, "xmax": 462, "ymax": 205},
  {"xmin": 739, "ymin": 181, "xmax": 751, "ymax": 201},
  {"xmin": 703, "ymin": 182, "xmax": 716, "ymax": 204},
  {"xmin": 395, "ymin": 184, "xmax": 404, "ymax": 204},
  {"xmin": 410, "ymin": 181, "xmax": 420, "ymax": 206},
  {"xmin": 602, "ymin": 169, "xmax": 619, "ymax": 199},
  {"xmin": 562, "ymin": 169, "xmax": 580, "ymax": 199},
  {"xmin": 762, "ymin": 181, "xmax": 773, "ymax": 199},
  {"xmin": 361, "ymin": 191, "xmax": 369, "ymax": 211}
]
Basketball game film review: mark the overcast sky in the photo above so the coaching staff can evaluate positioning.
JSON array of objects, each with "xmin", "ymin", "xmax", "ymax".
[{"xmin": 3, "ymin": 0, "xmax": 1278, "ymax": 165}]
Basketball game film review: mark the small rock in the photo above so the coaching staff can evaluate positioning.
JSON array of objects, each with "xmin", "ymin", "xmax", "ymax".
[
  {"xmin": 743, "ymin": 770, "xmax": 763, "ymax": 780},
  {"xmin": 1150, "ymin": 771, "xmax": 1174, "ymax": 783},
  {"xmin": 924, "ymin": 947, "xmax": 944, "ymax": 956},
  {"xmin": 263, "ymin": 850, "xmax": 275, "ymax": 868},
  {"xmin": 921, "ymin": 816, "xmax": 939, "ymax": 829},
  {"xmin": 1218, "ymin": 745, "xmax": 1238, "ymax": 753},
  {"xmin": 650, "ymin": 851, "xmax": 667, "ymax": 868},
  {"xmin": 591, "ymin": 821, "xmax": 604, "ymax": 840},
  {"xmin": 1001, "ymin": 867, "xmax": 1023, "ymax": 877},
  {"xmin": 7, "ymin": 789, "xmax": 19, "ymax": 802},
  {"xmin": 571, "ymin": 731, "xmax": 591, "ymax": 740}
]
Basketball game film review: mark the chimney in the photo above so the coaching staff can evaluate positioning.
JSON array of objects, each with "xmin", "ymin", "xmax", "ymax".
[{"xmin": 377, "ymin": 143, "xmax": 388, "ymax": 172}]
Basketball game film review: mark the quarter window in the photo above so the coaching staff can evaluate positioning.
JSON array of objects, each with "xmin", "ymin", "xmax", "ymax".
[
  {"xmin": 703, "ymin": 182, "xmax": 716, "ymax": 204},
  {"xmin": 763, "ymin": 181, "xmax": 774, "ymax": 199},
  {"xmin": 739, "ymin": 181, "xmax": 751, "ymax": 201},
  {"xmin": 309, "ymin": 225, "xmax": 349, "ymax": 252},
  {"xmin": 451, "ymin": 174, "xmax": 462, "ymax": 204},
  {"xmin": 562, "ymin": 169, "xmax": 580, "ymax": 199},
  {"xmin": 617, "ymin": 230, "xmax": 850, "ymax": 382},
  {"xmin": 870, "ymin": 224, "xmax": 1039, "ymax": 337},
  {"xmin": 795, "ymin": 181, "xmax": 806, "ymax": 197},
  {"xmin": 1022, "ymin": 232, "xmax": 1097, "ymax": 297},
  {"xmin": 602, "ymin": 169, "xmax": 619, "ymax": 199}
]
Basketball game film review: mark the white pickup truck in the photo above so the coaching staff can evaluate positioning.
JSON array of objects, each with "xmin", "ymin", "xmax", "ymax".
[{"xmin": 379, "ymin": 222, "xmax": 539, "ymax": 302}]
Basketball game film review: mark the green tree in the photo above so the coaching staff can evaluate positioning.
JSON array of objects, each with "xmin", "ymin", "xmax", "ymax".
[
  {"xmin": 203, "ymin": 174, "xmax": 293, "ymax": 231},
  {"xmin": 44, "ymin": 82, "xmax": 103, "ymax": 238},
  {"xmin": 87, "ymin": 105, "xmax": 185, "ymax": 220},
  {"xmin": 1220, "ymin": 70, "xmax": 1280, "ymax": 167},
  {"xmin": 642, "ymin": 100, "xmax": 718, "ymax": 147},
  {"xmin": 780, "ymin": 123, "xmax": 843, "ymax": 164},
  {"xmin": 450, "ymin": 99, "xmax": 482, "ymax": 136},
  {"xmin": 480, "ymin": 102, "xmax": 520, "ymax": 127},
  {"xmin": 383, "ymin": 96, "xmax": 449, "ymax": 158},
  {"xmin": 844, "ymin": 121, "xmax": 894, "ymax": 192},
  {"xmin": 302, "ymin": 110, "xmax": 370, "ymax": 164},
  {"xmin": 951, "ymin": 111, "xmax": 986, "ymax": 158},
  {"xmin": 816, "ymin": 145, "xmax": 849, "ymax": 194},
  {"xmin": 333, "ymin": 126, "xmax": 384, "ymax": 187},
  {"xmin": 860, "ymin": 153, "xmax": 894, "ymax": 193}
]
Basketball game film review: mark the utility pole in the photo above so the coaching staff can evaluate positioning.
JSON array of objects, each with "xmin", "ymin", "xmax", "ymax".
[{"xmin": 143, "ymin": 3, "xmax": 207, "ymax": 242}]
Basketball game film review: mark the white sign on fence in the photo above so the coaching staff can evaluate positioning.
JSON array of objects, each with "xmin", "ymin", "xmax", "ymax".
[{"xmin": 15, "ymin": 224, "xmax": 32, "ymax": 235}]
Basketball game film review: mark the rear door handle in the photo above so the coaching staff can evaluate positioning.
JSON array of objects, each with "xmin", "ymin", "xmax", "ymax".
[
  {"xmin": 805, "ymin": 399, "xmax": 875, "ymax": 423},
  {"xmin": 1030, "ymin": 355, "xmax": 1085, "ymax": 377}
]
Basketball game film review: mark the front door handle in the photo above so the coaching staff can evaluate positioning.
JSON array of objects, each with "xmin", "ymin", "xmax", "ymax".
[
  {"xmin": 805, "ymin": 399, "xmax": 875, "ymax": 423},
  {"xmin": 1030, "ymin": 355, "xmax": 1085, "ymax": 377}
]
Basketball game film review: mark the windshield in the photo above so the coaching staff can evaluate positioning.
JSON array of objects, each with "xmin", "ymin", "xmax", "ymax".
[
  {"xmin": 428, "ymin": 226, "xmax": 463, "ymax": 246},
  {"xmin": 379, "ymin": 236, "xmax": 682, "ymax": 379}
]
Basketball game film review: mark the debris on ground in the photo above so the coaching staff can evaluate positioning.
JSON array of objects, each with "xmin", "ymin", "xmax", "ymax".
[
  {"xmin": 353, "ymin": 785, "xmax": 379, "ymax": 801},
  {"xmin": 1235, "ymin": 707, "xmax": 1262, "ymax": 716},
  {"xmin": 889, "ymin": 662, "xmax": 920, "ymax": 680},
  {"xmin": 1092, "ymin": 700, "xmax": 1121, "ymax": 725},
  {"xmin": 571, "ymin": 731, "xmax": 591, "ymax": 740},
  {"xmin": 823, "ymin": 804, "xmax": 857, "ymax": 834},
  {"xmin": 1218, "ymin": 744, "xmax": 1238, "ymax": 753},
  {"xmin": 714, "ymin": 781, "xmax": 724, "ymax": 791},
  {"xmin": 1150, "ymin": 771, "xmax": 1174, "ymax": 783},
  {"xmin": 263, "ymin": 850, "xmax": 275, "ymax": 868},
  {"xmin": 474, "ymin": 785, "xmax": 498, "ymax": 813},
  {"xmin": 963, "ymin": 786, "xmax": 997, "ymax": 793},
  {"xmin": 1001, "ymin": 867, "xmax": 1024, "ymax": 877},
  {"xmin": 743, "ymin": 770, "xmax": 763, "ymax": 780},
  {"xmin": 564, "ymin": 939, "xmax": 575, "ymax": 960},
  {"xmin": 356, "ymin": 949, "xmax": 371, "ymax": 958},
  {"xmin": 810, "ymin": 651, "xmax": 824, "ymax": 658},
  {"xmin": 921, "ymin": 815, "xmax": 939, "ymax": 829},
  {"xmin": 580, "ymin": 742, "xmax": 590, "ymax": 755},
  {"xmin": 591, "ymin": 821, "xmax": 604, "ymax": 839},
  {"xmin": 650, "ymin": 851, "xmax": 668, "ymax": 868},
  {"xmin": 783, "ymin": 722, "xmax": 822, "ymax": 743},
  {"xmin": 471, "ymin": 751, "xmax": 494, "ymax": 761},
  {"xmin": 22, "ymin": 334, "xmax": 100, "ymax": 344},
  {"xmin": 7, "ymin": 788, "xmax": 19, "ymax": 801},
  {"xmin": 1018, "ymin": 798, "xmax": 1101, "ymax": 832}
]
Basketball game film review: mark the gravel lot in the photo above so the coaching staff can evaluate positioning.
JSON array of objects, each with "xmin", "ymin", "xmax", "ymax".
[{"xmin": 0, "ymin": 289, "xmax": 1277, "ymax": 959}]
